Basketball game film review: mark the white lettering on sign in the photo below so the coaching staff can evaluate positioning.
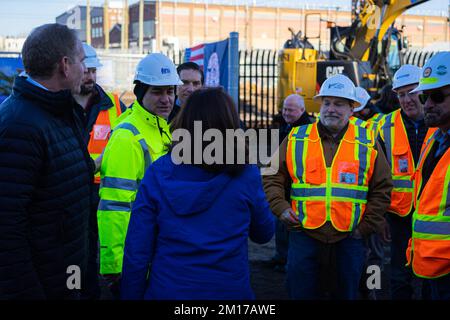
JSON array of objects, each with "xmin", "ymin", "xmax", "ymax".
[
  {"xmin": 66, "ymin": 7, "xmax": 81, "ymax": 30},
  {"xmin": 325, "ymin": 66, "xmax": 345, "ymax": 78}
]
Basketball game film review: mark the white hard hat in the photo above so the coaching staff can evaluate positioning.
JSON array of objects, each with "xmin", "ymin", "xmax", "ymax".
[
  {"xmin": 353, "ymin": 87, "xmax": 371, "ymax": 112},
  {"xmin": 392, "ymin": 64, "xmax": 421, "ymax": 91},
  {"xmin": 313, "ymin": 74, "xmax": 360, "ymax": 107},
  {"xmin": 82, "ymin": 43, "xmax": 102, "ymax": 68},
  {"xmin": 411, "ymin": 51, "xmax": 450, "ymax": 93},
  {"xmin": 134, "ymin": 53, "xmax": 183, "ymax": 86}
]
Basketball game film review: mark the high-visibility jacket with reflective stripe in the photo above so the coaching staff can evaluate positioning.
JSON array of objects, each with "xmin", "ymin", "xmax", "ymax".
[
  {"xmin": 286, "ymin": 122, "xmax": 377, "ymax": 232},
  {"xmin": 88, "ymin": 92, "xmax": 122, "ymax": 184},
  {"xmin": 97, "ymin": 101, "xmax": 171, "ymax": 274},
  {"xmin": 406, "ymin": 130, "xmax": 450, "ymax": 279},
  {"xmin": 379, "ymin": 110, "xmax": 436, "ymax": 216}
]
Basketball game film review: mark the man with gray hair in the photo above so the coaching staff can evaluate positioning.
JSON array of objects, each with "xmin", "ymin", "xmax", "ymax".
[
  {"xmin": 0, "ymin": 24, "xmax": 92, "ymax": 299},
  {"xmin": 279, "ymin": 94, "xmax": 315, "ymax": 143},
  {"xmin": 270, "ymin": 93, "xmax": 315, "ymax": 272}
]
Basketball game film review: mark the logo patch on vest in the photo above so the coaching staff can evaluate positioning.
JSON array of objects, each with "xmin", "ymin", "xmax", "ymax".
[
  {"xmin": 93, "ymin": 124, "xmax": 111, "ymax": 140},
  {"xmin": 339, "ymin": 172, "xmax": 356, "ymax": 184},
  {"xmin": 398, "ymin": 158, "xmax": 409, "ymax": 173}
]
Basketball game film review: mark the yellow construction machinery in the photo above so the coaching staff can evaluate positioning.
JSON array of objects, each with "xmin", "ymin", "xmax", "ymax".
[{"xmin": 278, "ymin": 0, "xmax": 430, "ymax": 113}]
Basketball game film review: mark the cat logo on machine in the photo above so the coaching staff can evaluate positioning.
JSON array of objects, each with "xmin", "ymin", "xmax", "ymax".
[{"xmin": 326, "ymin": 66, "xmax": 345, "ymax": 78}]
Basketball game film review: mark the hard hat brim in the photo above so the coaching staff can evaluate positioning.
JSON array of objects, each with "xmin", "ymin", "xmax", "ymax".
[
  {"xmin": 410, "ymin": 81, "xmax": 447, "ymax": 93},
  {"xmin": 313, "ymin": 94, "xmax": 361, "ymax": 108},
  {"xmin": 352, "ymin": 104, "xmax": 365, "ymax": 112},
  {"xmin": 134, "ymin": 74, "xmax": 183, "ymax": 86},
  {"xmin": 392, "ymin": 82, "xmax": 419, "ymax": 91},
  {"xmin": 84, "ymin": 58, "xmax": 103, "ymax": 69}
]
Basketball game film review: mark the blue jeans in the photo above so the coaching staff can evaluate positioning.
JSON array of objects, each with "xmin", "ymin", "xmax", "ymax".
[
  {"xmin": 386, "ymin": 213, "xmax": 419, "ymax": 299},
  {"xmin": 359, "ymin": 233, "xmax": 384, "ymax": 299},
  {"xmin": 287, "ymin": 231, "xmax": 366, "ymax": 300},
  {"xmin": 273, "ymin": 219, "xmax": 289, "ymax": 263},
  {"xmin": 426, "ymin": 275, "xmax": 450, "ymax": 300}
]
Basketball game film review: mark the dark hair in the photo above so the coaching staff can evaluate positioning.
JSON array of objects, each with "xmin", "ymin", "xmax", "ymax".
[
  {"xmin": 177, "ymin": 62, "xmax": 204, "ymax": 85},
  {"xmin": 170, "ymin": 87, "xmax": 247, "ymax": 176},
  {"xmin": 22, "ymin": 23, "xmax": 80, "ymax": 79},
  {"xmin": 133, "ymin": 81, "xmax": 150, "ymax": 106}
]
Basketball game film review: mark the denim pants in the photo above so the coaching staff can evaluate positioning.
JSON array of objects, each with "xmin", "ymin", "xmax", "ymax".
[
  {"xmin": 274, "ymin": 219, "xmax": 289, "ymax": 263},
  {"xmin": 386, "ymin": 213, "xmax": 418, "ymax": 299},
  {"xmin": 359, "ymin": 233, "xmax": 384, "ymax": 299},
  {"xmin": 287, "ymin": 230, "xmax": 366, "ymax": 300},
  {"xmin": 426, "ymin": 275, "xmax": 450, "ymax": 300}
]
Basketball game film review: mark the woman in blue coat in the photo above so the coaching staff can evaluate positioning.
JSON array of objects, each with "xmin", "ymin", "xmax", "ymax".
[{"xmin": 120, "ymin": 87, "xmax": 274, "ymax": 300}]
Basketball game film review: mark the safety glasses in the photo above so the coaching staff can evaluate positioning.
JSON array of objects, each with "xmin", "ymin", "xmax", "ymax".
[{"xmin": 418, "ymin": 91, "xmax": 450, "ymax": 104}]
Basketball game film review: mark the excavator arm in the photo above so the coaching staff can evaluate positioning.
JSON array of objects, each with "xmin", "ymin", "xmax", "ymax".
[{"xmin": 348, "ymin": 0, "xmax": 430, "ymax": 61}]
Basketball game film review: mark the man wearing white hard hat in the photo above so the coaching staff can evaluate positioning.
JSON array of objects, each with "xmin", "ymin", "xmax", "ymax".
[
  {"xmin": 405, "ymin": 52, "xmax": 450, "ymax": 300},
  {"xmin": 263, "ymin": 74, "xmax": 392, "ymax": 299},
  {"xmin": 97, "ymin": 53, "xmax": 182, "ymax": 298},
  {"xmin": 351, "ymin": 86, "xmax": 385, "ymax": 134},
  {"xmin": 378, "ymin": 64, "xmax": 433, "ymax": 300},
  {"xmin": 72, "ymin": 43, "xmax": 127, "ymax": 300}
]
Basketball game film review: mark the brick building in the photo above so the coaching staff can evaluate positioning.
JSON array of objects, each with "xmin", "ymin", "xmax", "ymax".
[{"xmin": 56, "ymin": 1, "xmax": 449, "ymax": 52}]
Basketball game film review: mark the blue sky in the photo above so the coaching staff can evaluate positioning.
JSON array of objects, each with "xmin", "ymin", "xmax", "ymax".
[{"xmin": 0, "ymin": 0, "xmax": 447, "ymax": 37}]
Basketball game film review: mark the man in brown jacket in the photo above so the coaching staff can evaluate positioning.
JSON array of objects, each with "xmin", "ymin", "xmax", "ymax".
[{"xmin": 263, "ymin": 74, "xmax": 392, "ymax": 300}]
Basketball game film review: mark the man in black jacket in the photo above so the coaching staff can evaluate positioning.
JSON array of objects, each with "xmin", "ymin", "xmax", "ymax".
[
  {"xmin": 0, "ymin": 24, "xmax": 92, "ymax": 299},
  {"xmin": 168, "ymin": 62, "xmax": 203, "ymax": 123},
  {"xmin": 278, "ymin": 94, "xmax": 315, "ymax": 143}
]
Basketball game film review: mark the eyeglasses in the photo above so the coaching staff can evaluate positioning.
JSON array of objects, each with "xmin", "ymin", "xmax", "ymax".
[{"xmin": 418, "ymin": 91, "xmax": 450, "ymax": 104}]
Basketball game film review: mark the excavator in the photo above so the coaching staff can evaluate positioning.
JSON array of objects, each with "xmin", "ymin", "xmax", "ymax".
[{"xmin": 278, "ymin": 0, "xmax": 430, "ymax": 112}]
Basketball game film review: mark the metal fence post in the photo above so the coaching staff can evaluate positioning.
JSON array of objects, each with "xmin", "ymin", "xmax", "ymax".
[{"xmin": 228, "ymin": 32, "xmax": 239, "ymax": 109}]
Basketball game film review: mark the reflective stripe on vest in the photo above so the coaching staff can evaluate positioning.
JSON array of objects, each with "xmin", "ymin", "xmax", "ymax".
[
  {"xmin": 367, "ymin": 113, "xmax": 385, "ymax": 134},
  {"xmin": 350, "ymin": 115, "xmax": 383, "ymax": 134},
  {"xmin": 406, "ymin": 132, "xmax": 450, "ymax": 279},
  {"xmin": 286, "ymin": 122, "xmax": 377, "ymax": 232},
  {"xmin": 381, "ymin": 110, "xmax": 414, "ymax": 216},
  {"xmin": 114, "ymin": 122, "xmax": 152, "ymax": 170},
  {"xmin": 88, "ymin": 93, "xmax": 122, "ymax": 184}
]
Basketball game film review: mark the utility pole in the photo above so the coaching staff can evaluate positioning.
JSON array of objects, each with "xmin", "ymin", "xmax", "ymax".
[
  {"xmin": 86, "ymin": 0, "xmax": 91, "ymax": 45},
  {"xmin": 121, "ymin": 0, "xmax": 128, "ymax": 50},
  {"xmin": 139, "ymin": 0, "xmax": 144, "ymax": 54},
  {"xmin": 104, "ymin": 0, "xmax": 110, "ymax": 50}
]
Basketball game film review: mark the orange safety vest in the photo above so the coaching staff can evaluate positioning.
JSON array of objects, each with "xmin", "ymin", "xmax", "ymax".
[
  {"xmin": 406, "ymin": 130, "xmax": 450, "ymax": 279},
  {"xmin": 366, "ymin": 113, "xmax": 385, "ymax": 134},
  {"xmin": 350, "ymin": 113, "xmax": 384, "ymax": 134},
  {"xmin": 380, "ymin": 110, "xmax": 437, "ymax": 216},
  {"xmin": 88, "ymin": 93, "xmax": 122, "ymax": 184},
  {"xmin": 286, "ymin": 122, "xmax": 377, "ymax": 232}
]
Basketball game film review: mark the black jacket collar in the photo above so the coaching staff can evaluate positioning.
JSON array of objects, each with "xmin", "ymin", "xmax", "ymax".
[{"xmin": 12, "ymin": 76, "xmax": 76, "ymax": 116}]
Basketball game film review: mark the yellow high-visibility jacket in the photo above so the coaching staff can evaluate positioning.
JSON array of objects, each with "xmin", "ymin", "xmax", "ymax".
[{"xmin": 97, "ymin": 101, "xmax": 171, "ymax": 274}]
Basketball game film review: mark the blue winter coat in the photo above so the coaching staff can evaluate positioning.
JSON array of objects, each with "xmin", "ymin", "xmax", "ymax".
[{"xmin": 120, "ymin": 154, "xmax": 274, "ymax": 300}]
